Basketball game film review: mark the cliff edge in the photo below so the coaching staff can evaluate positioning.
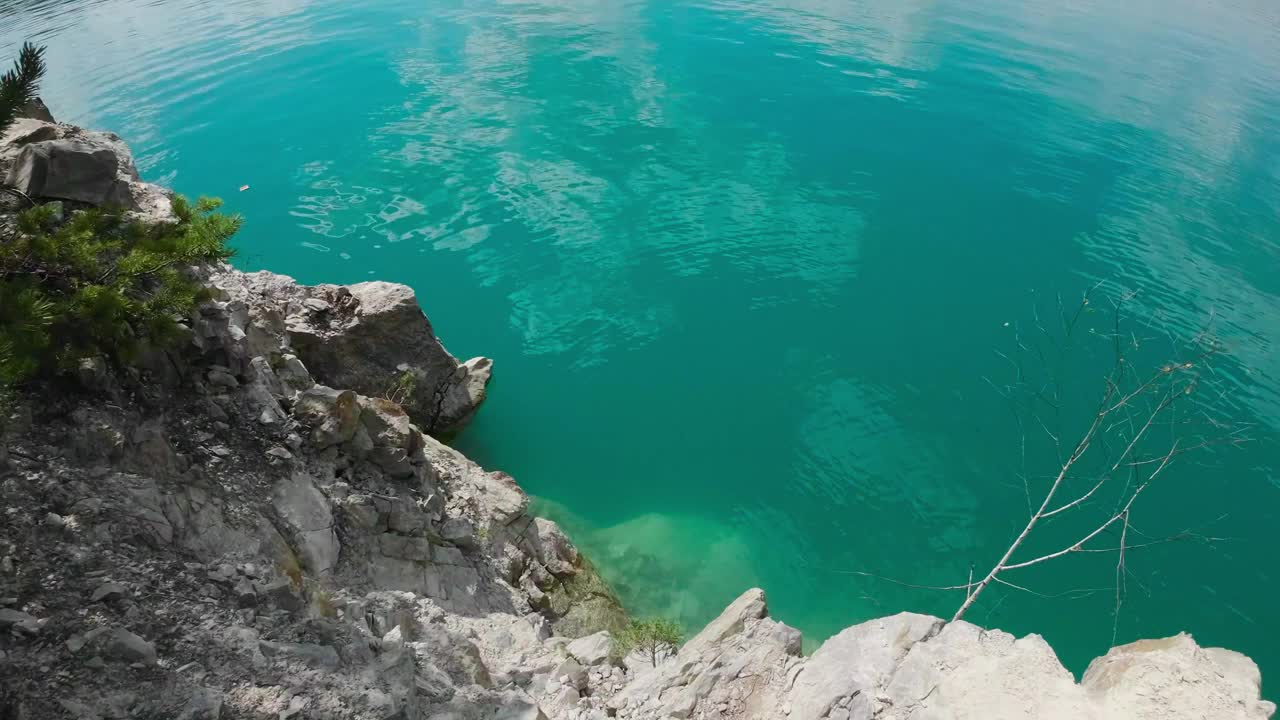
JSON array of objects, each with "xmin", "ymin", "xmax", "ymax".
[{"xmin": 0, "ymin": 111, "xmax": 1272, "ymax": 720}]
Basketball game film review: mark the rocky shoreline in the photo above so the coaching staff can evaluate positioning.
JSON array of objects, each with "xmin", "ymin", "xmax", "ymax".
[{"xmin": 0, "ymin": 109, "xmax": 1274, "ymax": 720}]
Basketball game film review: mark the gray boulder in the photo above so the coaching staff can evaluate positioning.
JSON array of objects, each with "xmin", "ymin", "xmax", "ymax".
[
  {"xmin": 1083, "ymin": 633, "xmax": 1275, "ymax": 720},
  {"xmin": 788, "ymin": 612, "xmax": 943, "ymax": 720},
  {"xmin": 259, "ymin": 640, "xmax": 341, "ymax": 669},
  {"xmin": 83, "ymin": 627, "xmax": 158, "ymax": 666},
  {"xmin": 610, "ymin": 588, "xmax": 803, "ymax": 720},
  {"xmin": 293, "ymin": 385, "xmax": 361, "ymax": 448},
  {"xmin": 285, "ymin": 280, "xmax": 492, "ymax": 433},
  {"xmin": 272, "ymin": 473, "xmax": 339, "ymax": 574},
  {"xmin": 5, "ymin": 140, "xmax": 133, "ymax": 206},
  {"xmin": 527, "ymin": 519, "xmax": 579, "ymax": 578},
  {"xmin": 0, "ymin": 608, "xmax": 39, "ymax": 634},
  {"xmin": 567, "ymin": 632, "xmax": 613, "ymax": 667}
]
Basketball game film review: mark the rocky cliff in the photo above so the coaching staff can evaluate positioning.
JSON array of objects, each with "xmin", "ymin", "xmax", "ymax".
[{"xmin": 0, "ymin": 110, "xmax": 1273, "ymax": 720}]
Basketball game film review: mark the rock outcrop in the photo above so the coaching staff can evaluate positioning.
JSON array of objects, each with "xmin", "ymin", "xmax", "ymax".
[
  {"xmin": 205, "ymin": 269, "xmax": 492, "ymax": 434},
  {"xmin": 0, "ymin": 259, "xmax": 623, "ymax": 719},
  {"xmin": 607, "ymin": 589, "xmax": 1273, "ymax": 720},
  {"xmin": 0, "ymin": 114, "xmax": 1272, "ymax": 720},
  {"xmin": 1, "ymin": 106, "xmax": 173, "ymax": 223}
]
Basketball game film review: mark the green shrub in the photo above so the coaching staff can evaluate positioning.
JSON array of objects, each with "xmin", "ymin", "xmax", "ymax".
[
  {"xmin": 383, "ymin": 368, "xmax": 417, "ymax": 405},
  {"xmin": 613, "ymin": 617, "xmax": 683, "ymax": 667},
  {"xmin": 0, "ymin": 196, "xmax": 240, "ymax": 385}
]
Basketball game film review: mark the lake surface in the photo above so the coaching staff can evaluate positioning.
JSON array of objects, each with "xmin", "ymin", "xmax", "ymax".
[{"xmin": 5, "ymin": 0, "xmax": 1279, "ymax": 686}]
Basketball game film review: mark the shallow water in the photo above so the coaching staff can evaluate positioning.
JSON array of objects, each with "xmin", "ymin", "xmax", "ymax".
[{"xmin": 4, "ymin": 0, "xmax": 1279, "ymax": 685}]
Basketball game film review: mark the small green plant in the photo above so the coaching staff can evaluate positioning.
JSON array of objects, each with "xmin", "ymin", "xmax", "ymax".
[
  {"xmin": 613, "ymin": 617, "xmax": 683, "ymax": 667},
  {"xmin": 383, "ymin": 368, "xmax": 417, "ymax": 406},
  {"xmin": 0, "ymin": 42, "xmax": 45, "ymax": 136},
  {"xmin": 0, "ymin": 197, "xmax": 239, "ymax": 386},
  {"xmin": 310, "ymin": 586, "xmax": 338, "ymax": 618},
  {"xmin": 273, "ymin": 536, "xmax": 305, "ymax": 590}
]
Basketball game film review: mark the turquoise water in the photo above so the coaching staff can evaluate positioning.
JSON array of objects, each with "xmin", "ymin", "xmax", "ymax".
[{"xmin": 5, "ymin": 0, "xmax": 1280, "ymax": 685}]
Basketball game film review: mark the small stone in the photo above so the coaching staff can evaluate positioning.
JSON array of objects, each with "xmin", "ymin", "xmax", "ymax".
[
  {"xmin": 58, "ymin": 699, "xmax": 99, "ymax": 719},
  {"xmin": 263, "ymin": 579, "xmax": 302, "ymax": 613},
  {"xmin": 206, "ymin": 369, "xmax": 239, "ymax": 388},
  {"xmin": 552, "ymin": 657, "xmax": 588, "ymax": 691},
  {"xmin": 69, "ymin": 498, "xmax": 104, "ymax": 515},
  {"xmin": 0, "ymin": 597, "xmax": 16, "ymax": 606},
  {"xmin": 91, "ymin": 582, "xmax": 127, "ymax": 603},
  {"xmin": 204, "ymin": 400, "xmax": 229, "ymax": 421},
  {"xmin": 76, "ymin": 356, "xmax": 110, "ymax": 390},
  {"xmin": 44, "ymin": 512, "xmax": 66, "ymax": 528},
  {"xmin": 0, "ymin": 608, "xmax": 38, "ymax": 633},
  {"xmin": 280, "ymin": 696, "xmax": 308, "ymax": 719},
  {"xmin": 97, "ymin": 628, "xmax": 158, "ymax": 665},
  {"xmin": 178, "ymin": 689, "xmax": 223, "ymax": 720},
  {"xmin": 0, "ymin": 557, "xmax": 12, "ymax": 574},
  {"xmin": 85, "ymin": 656, "xmax": 106, "ymax": 669},
  {"xmin": 258, "ymin": 640, "xmax": 339, "ymax": 669},
  {"xmin": 208, "ymin": 564, "xmax": 236, "ymax": 583},
  {"xmin": 233, "ymin": 578, "xmax": 257, "ymax": 607},
  {"xmin": 208, "ymin": 445, "xmax": 233, "ymax": 458},
  {"xmin": 66, "ymin": 635, "xmax": 87, "ymax": 653},
  {"xmin": 432, "ymin": 545, "xmax": 467, "ymax": 566},
  {"xmin": 303, "ymin": 298, "xmax": 331, "ymax": 313},
  {"xmin": 265, "ymin": 447, "xmax": 293, "ymax": 463}
]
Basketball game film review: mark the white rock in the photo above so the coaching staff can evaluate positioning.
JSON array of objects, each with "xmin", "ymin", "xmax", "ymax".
[{"xmin": 567, "ymin": 631, "xmax": 613, "ymax": 667}]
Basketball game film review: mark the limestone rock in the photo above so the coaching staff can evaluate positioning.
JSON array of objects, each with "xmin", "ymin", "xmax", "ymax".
[
  {"xmin": 259, "ymin": 640, "xmax": 341, "ymax": 669},
  {"xmin": 610, "ymin": 589, "xmax": 802, "ymax": 720},
  {"xmin": 5, "ymin": 139, "xmax": 133, "ymax": 206},
  {"xmin": 272, "ymin": 473, "xmax": 339, "ymax": 574},
  {"xmin": 567, "ymin": 631, "xmax": 613, "ymax": 667},
  {"xmin": 359, "ymin": 395, "xmax": 417, "ymax": 450},
  {"xmin": 90, "ymin": 582, "xmax": 127, "ymax": 603},
  {"xmin": 551, "ymin": 657, "xmax": 588, "ymax": 691},
  {"xmin": 0, "ymin": 608, "xmax": 39, "ymax": 634},
  {"xmin": 1083, "ymin": 634, "xmax": 1276, "ymax": 720},
  {"xmin": 84, "ymin": 627, "xmax": 158, "ymax": 666},
  {"xmin": 177, "ymin": 689, "xmax": 223, "ymax": 720},
  {"xmin": 528, "ymin": 518, "xmax": 579, "ymax": 578},
  {"xmin": 875, "ymin": 619, "xmax": 1085, "ymax": 720},
  {"xmin": 3, "ymin": 117, "xmax": 57, "ymax": 146},
  {"xmin": 788, "ymin": 612, "xmax": 943, "ymax": 720},
  {"xmin": 294, "ymin": 386, "xmax": 360, "ymax": 448},
  {"xmin": 282, "ymin": 279, "xmax": 492, "ymax": 433}
]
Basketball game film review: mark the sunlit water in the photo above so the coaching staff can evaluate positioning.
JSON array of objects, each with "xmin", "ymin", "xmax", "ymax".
[{"xmin": 5, "ymin": 0, "xmax": 1279, "ymax": 687}]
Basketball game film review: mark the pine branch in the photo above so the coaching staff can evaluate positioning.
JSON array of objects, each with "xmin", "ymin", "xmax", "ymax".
[{"xmin": 0, "ymin": 43, "xmax": 48, "ymax": 136}]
